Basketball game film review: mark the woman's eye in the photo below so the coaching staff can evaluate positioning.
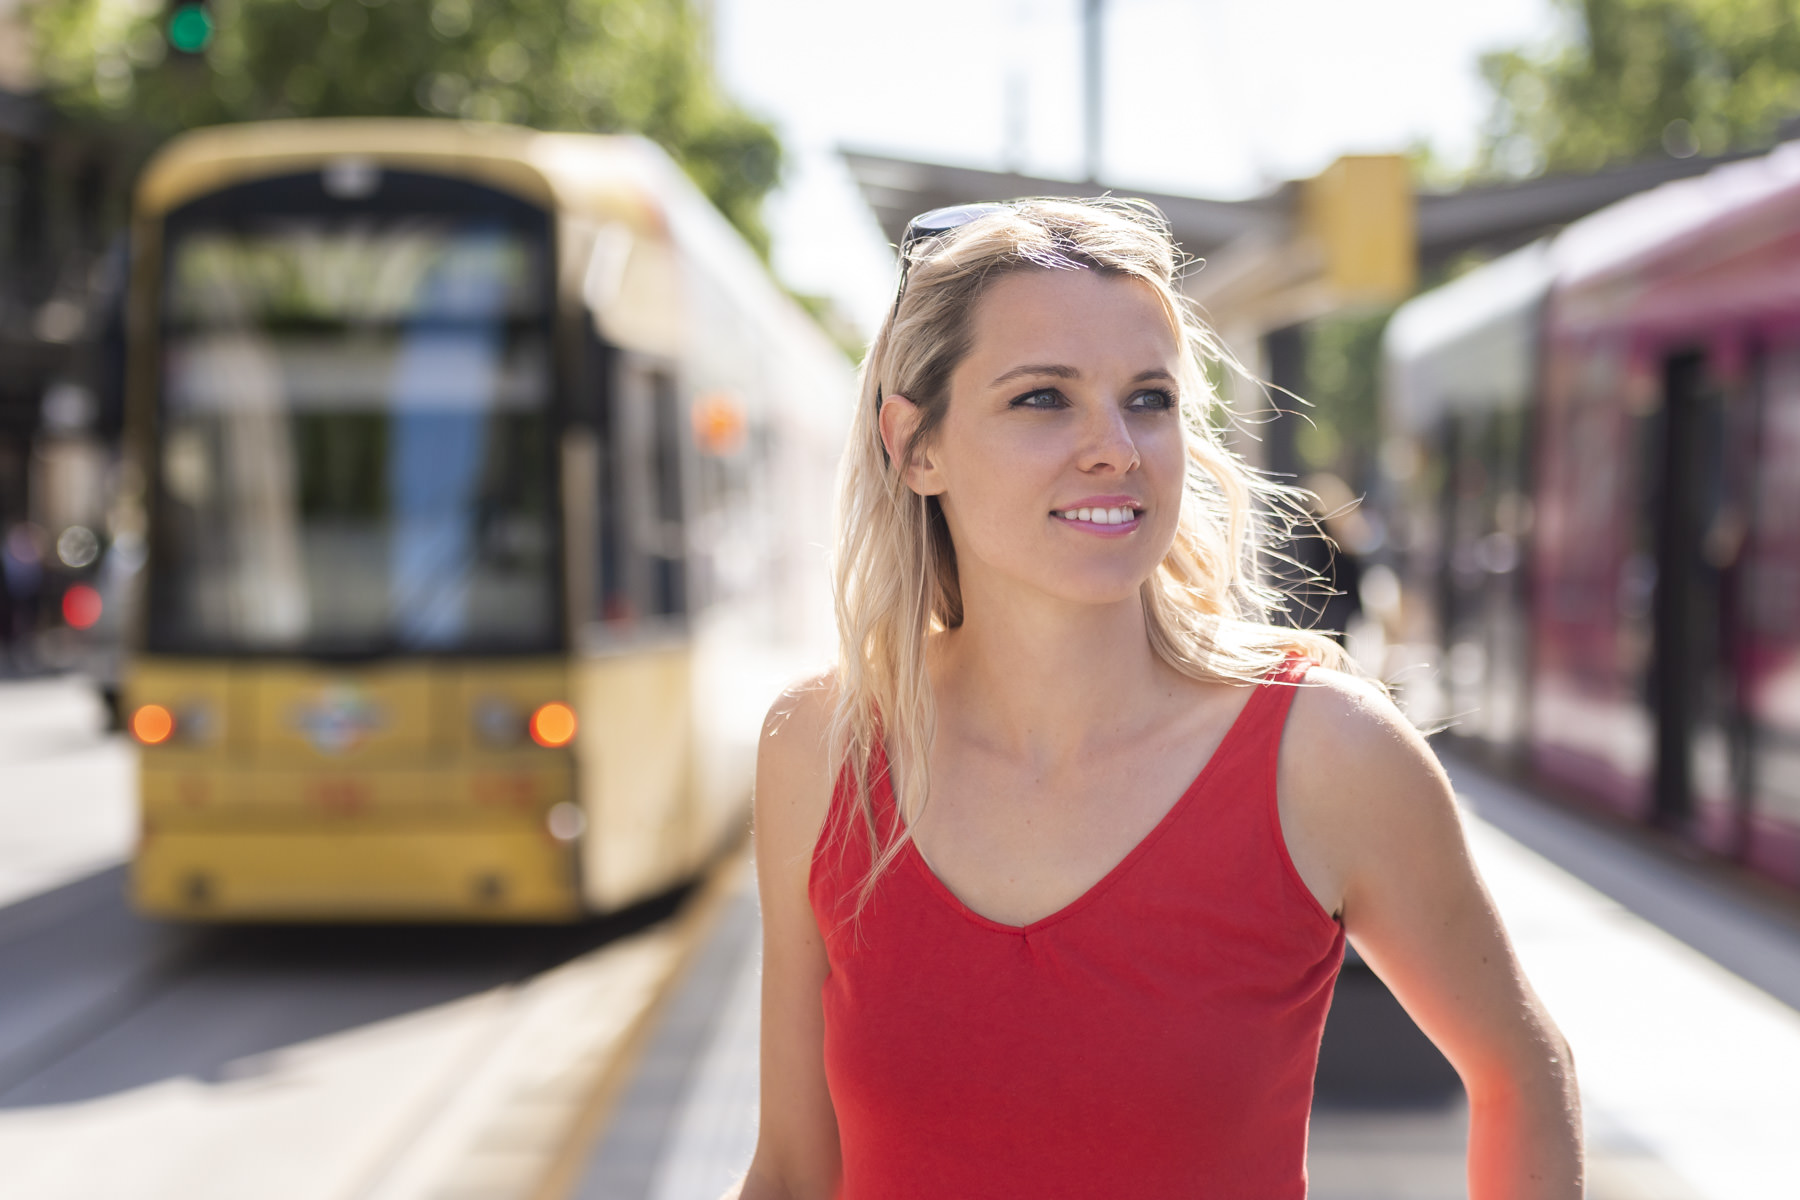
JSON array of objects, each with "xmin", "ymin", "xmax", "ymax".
[
  {"xmin": 1129, "ymin": 388, "xmax": 1177, "ymax": 411},
  {"xmin": 1010, "ymin": 388, "xmax": 1065, "ymax": 409}
]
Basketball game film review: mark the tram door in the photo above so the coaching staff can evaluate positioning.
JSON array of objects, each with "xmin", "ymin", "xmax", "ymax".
[
  {"xmin": 1645, "ymin": 352, "xmax": 1745, "ymax": 844},
  {"xmin": 570, "ymin": 341, "xmax": 700, "ymax": 909},
  {"xmin": 1438, "ymin": 408, "xmax": 1533, "ymax": 753}
]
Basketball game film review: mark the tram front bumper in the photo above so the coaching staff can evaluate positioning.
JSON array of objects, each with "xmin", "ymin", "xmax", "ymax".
[{"xmin": 134, "ymin": 761, "xmax": 582, "ymax": 921}]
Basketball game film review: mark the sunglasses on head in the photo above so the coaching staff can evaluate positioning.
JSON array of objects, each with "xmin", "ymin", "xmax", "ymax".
[
  {"xmin": 892, "ymin": 203, "xmax": 1011, "ymax": 309},
  {"xmin": 877, "ymin": 203, "xmax": 1012, "ymax": 413}
]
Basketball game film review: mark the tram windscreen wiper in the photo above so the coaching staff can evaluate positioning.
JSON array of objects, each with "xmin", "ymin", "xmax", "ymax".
[{"xmin": 147, "ymin": 218, "xmax": 560, "ymax": 656}]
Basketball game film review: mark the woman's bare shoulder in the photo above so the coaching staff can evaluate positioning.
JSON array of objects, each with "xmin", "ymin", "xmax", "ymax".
[
  {"xmin": 1279, "ymin": 664, "xmax": 1461, "ymax": 890},
  {"xmin": 1285, "ymin": 664, "xmax": 1427, "ymax": 770},
  {"xmin": 755, "ymin": 671, "xmax": 840, "ymax": 865},
  {"xmin": 760, "ymin": 669, "xmax": 837, "ymax": 778}
]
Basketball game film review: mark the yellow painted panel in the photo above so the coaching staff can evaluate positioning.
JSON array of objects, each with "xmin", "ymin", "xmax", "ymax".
[
  {"xmin": 124, "ymin": 659, "xmax": 238, "ymax": 758},
  {"xmin": 574, "ymin": 644, "xmax": 696, "ymax": 910},
  {"xmin": 447, "ymin": 660, "xmax": 570, "ymax": 757},
  {"xmin": 137, "ymin": 120, "xmax": 557, "ymax": 221},
  {"xmin": 142, "ymin": 759, "xmax": 570, "ymax": 826},
  {"xmin": 133, "ymin": 828, "xmax": 580, "ymax": 921},
  {"xmin": 249, "ymin": 661, "xmax": 438, "ymax": 761}
]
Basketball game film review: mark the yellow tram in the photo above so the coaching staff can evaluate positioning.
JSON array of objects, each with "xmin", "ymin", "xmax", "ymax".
[{"xmin": 120, "ymin": 120, "xmax": 850, "ymax": 920}]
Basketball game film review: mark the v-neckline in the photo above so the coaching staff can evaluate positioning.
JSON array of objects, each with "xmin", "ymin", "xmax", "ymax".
[{"xmin": 897, "ymin": 679, "xmax": 1270, "ymax": 937}]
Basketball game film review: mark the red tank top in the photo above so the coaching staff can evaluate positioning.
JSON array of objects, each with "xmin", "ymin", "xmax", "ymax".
[{"xmin": 808, "ymin": 662, "xmax": 1344, "ymax": 1198}]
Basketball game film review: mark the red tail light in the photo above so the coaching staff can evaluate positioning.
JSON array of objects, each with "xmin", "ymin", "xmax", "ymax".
[{"xmin": 63, "ymin": 584, "xmax": 102, "ymax": 630}]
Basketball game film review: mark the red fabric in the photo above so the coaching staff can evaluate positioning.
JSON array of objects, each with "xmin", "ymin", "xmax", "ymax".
[{"xmin": 808, "ymin": 662, "xmax": 1344, "ymax": 1198}]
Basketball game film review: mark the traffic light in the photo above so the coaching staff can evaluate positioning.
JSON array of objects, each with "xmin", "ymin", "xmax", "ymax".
[{"xmin": 167, "ymin": 2, "xmax": 214, "ymax": 55}]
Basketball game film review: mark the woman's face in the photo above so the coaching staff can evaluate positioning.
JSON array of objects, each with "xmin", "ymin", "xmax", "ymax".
[{"xmin": 895, "ymin": 267, "xmax": 1187, "ymax": 611}]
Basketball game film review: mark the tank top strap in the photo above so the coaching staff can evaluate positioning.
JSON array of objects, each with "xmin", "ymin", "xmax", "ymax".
[
  {"xmin": 1229, "ymin": 654, "xmax": 1314, "ymax": 763},
  {"xmin": 1270, "ymin": 653, "xmax": 1315, "ymax": 686}
]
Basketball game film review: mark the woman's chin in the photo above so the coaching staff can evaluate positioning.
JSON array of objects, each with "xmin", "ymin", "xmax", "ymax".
[{"xmin": 1032, "ymin": 572, "xmax": 1153, "ymax": 611}]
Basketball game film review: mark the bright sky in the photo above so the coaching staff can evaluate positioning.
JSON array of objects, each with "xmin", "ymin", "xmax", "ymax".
[{"xmin": 713, "ymin": 0, "xmax": 1561, "ymax": 333}]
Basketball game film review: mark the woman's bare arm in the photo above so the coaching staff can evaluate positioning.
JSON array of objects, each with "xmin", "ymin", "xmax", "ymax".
[
  {"xmin": 728, "ymin": 679, "xmax": 842, "ymax": 1200},
  {"xmin": 1281, "ymin": 670, "xmax": 1583, "ymax": 1200}
]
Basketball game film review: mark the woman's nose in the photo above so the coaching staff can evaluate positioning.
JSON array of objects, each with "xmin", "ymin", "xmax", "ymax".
[{"xmin": 1077, "ymin": 406, "xmax": 1140, "ymax": 474}]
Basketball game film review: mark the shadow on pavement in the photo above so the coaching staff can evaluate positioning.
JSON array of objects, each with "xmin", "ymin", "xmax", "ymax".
[{"xmin": 0, "ymin": 866, "xmax": 690, "ymax": 1108}]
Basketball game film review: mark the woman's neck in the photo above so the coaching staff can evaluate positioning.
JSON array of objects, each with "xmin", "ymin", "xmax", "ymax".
[{"xmin": 930, "ymin": 586, "xmax": 1180, "ymax": 770}]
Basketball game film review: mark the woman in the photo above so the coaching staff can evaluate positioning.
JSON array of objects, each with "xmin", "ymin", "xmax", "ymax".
[{"xmin": 737, "ymin": 199, "xmax": 1580, "ymax": 1198}]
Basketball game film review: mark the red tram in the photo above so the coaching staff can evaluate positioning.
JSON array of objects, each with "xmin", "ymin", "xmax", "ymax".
[{"xmin": 1386, "ymin": 143, "xmax": 1800, "ymax": 886}]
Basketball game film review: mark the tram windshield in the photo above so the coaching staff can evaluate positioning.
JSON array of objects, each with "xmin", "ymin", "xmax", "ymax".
[{"xmin": 148, "ymin": 215, "xmax": 557, "ymax": 655}]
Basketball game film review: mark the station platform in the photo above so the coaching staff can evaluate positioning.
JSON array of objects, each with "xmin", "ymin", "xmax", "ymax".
[{"xmin": 567, "ymin": 753, "xmax": 1800, "ymax": 1200}]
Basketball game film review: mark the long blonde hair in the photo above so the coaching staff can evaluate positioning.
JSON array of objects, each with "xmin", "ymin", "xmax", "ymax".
[{"xmin": 830, "ymin": 197, "xmax": 1344, "ymax": 908}]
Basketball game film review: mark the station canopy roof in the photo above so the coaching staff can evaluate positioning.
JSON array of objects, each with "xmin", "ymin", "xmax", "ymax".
[
  {"xmin": 841, "ymin": 144, "xmax": 1771, "ymax": 276},
  {"xmin": 840, "ymin": 147, "xmax": 1286, "ymax": 265}
]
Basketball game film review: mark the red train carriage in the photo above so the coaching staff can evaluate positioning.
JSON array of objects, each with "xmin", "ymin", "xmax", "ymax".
[
  {"xmin": 1387, "ymin": 143, "xmax": 1800, "ymax": 888},
  {"xmin": 1537, "ymin": 145, "xmax": 1800, "ymax": 879}
]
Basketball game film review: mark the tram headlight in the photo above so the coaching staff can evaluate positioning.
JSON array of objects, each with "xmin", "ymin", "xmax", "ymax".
[
  {"xmin": 529, "ymin": 702, "xmax": 577, "ymax": 748},
  {"xmin": 131, "ymin": 704, "xmax": 176, "ymax": 746},
  {"xmin": 129, "ymin": 700, "xmax": 219, "ymax": 747}
]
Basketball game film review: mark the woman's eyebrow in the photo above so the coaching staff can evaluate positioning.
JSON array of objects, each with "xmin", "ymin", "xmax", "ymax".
[
  {"xmin": 987, "ymin": 365, "xmax": 1177, "ymax": 387},
  {"xmin": 989, "ymin": 363, "xmax": 1080, "ymax": 387}
]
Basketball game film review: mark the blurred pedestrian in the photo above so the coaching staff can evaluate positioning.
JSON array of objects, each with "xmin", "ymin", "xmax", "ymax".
[
  {"xmin": 2, "ymin": 522, "xmax": 47, "ymax": 672},
  {"xmin": 737, "ymin": 199, "xmax": 1581, "ymax": 1198}
]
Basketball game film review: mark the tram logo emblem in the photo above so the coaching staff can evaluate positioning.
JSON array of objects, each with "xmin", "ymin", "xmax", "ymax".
[{"xmin": 290, "ymin": 685, "xmax": 387, "ymax": 755}]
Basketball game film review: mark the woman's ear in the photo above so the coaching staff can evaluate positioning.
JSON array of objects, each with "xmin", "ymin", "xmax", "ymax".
[{"xmin": 879, "ymin": 394, "xmax": 946, "ymax": 496}]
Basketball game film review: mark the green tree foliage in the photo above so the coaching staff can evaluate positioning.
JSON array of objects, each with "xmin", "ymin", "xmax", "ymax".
[
  {"xmin": 26, "ymin": 0, "xmax": 782, "ymax": 255},
  {"xmin": 1479, "ymin": 0, "xmax": 1800, "ymax": 177}
]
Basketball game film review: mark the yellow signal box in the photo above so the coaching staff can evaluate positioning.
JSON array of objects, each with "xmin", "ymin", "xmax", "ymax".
[{"xmin": 1301, "ymin": 155, "xmax": 1416, "ymax": 305}]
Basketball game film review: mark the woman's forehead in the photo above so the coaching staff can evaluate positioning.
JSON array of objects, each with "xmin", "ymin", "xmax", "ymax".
[{"xmin": 965, "ymin": 268, "xmax": 1179, "ymax": 368}]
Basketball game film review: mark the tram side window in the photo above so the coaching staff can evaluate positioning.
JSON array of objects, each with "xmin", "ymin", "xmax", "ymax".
[
  {"xmin": 596, "ymin": 355, "xmax": 687, "ymax": 625},
  {"xmin": 649, "ymin": 370, "xmax": 686, "ymax": 616}
]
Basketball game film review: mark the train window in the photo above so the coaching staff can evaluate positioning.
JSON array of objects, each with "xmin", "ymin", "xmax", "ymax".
[
  {"xmin": 594, "ymin": 353, "xmax": 687, "ymax": 626},
  {"xmin": 147, "ymin": 180, "xmax": 560, "ymax": 656}
]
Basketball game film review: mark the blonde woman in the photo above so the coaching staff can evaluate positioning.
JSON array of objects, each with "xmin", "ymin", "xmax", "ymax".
[{"xmin": 736, "ymin": 200, "xmax": 1580, "ymax": 1198}]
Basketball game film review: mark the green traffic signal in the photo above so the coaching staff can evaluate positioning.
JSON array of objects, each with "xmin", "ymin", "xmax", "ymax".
[{"xmin": 168, "ymin": 4, "xmax": 213, "ymax": 54}]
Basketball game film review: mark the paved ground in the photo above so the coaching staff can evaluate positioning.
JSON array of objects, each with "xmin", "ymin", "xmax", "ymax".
[
  {"xmin": 0, "ymin": 863, "xmax": 702, "ymax": 1200},
  {"xmin": 572, "ymin": 883, "xmax": 761, "ymax": 1200},
  {"xmin": 1450, "ymin": 756, "xmax": 1800, "ymax": 1198},
  {"xmin": 0, "ymin": 675, "xmax": 133, "ymax": 908}
]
